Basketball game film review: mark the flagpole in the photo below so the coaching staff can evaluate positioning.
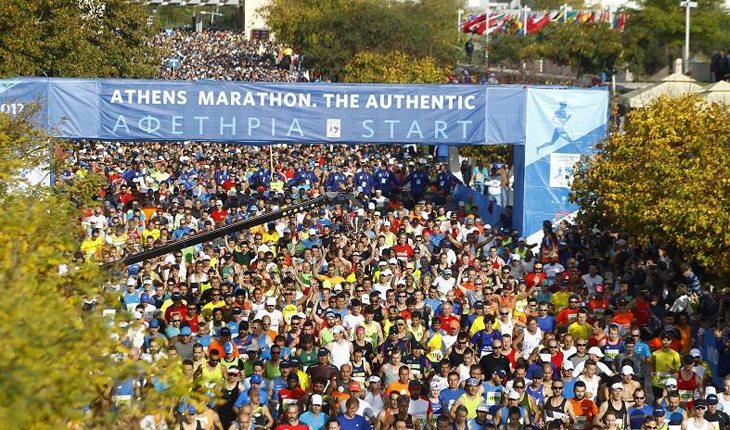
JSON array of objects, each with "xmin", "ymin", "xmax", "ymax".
[
  {"xmin": 485, "ymin": 3, "xmax": 490, "ymax": 69},
  {"xmin": 522, "ymin": 6, "xmax": 530, "ymax": 36}
]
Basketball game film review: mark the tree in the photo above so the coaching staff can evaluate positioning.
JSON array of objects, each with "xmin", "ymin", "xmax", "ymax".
[
  {"xmin": 0, "ymin": 109, "xmax": 193, "ymax": 429},
  {"xmin": 0, "ymin": 0, "xmax": 159, "ymax": 78},
  {"xmin": 262, "ymin": 0, "xmax": 462, "ymax": 80},
  {"xmin": 530, "ymin": 0, "xmax": 584, "ymax": 10},
  {"xmin": 487, "ymin": 33, "xmax": 537, "ymax": 71},
  {"xmin": 533, "ymin": 22, "xmax": 624, "ymax": 76},
  {"xmin": 571, "ymin": 95, "xmax": 730, "ymax": 276},
  {"xmin": 622, "ymin": 0, "xmax": 730, "ymax": 76},
  {"xmin": 344, "ymin": 51, "xmax": 446, "ymax": 84}
]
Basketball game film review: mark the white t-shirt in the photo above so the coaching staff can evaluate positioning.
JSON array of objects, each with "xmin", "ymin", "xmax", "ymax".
[
  {"xmin": 432, "ymin": 276, "xmax": 456, "ymax": 298},
  {"xmin": 577, "ymin": 374, "xmax": 601, "ymax": 401},
  {"xmin": 343, "ymin": 313, "xmax": 365, "ymax": 331},
  {"xmin": 408, "ymin": 397, "xmax": 431, "ymax": 430},
  {"xmin": 582, "ymin": 274, "xmax": 603, "ymax": 290},
  {"xmin": 522, "ymin": 328, "xmax": 544, "ymax": 359},
  {"xmin": 254, "ymin": 309, "xmax": 283, "ymax": 327},
  {"xmin": 544, "ymin": 263, "xmax": 565, "ymax": 278},
  {"xmin": 339, "ymin": 397, "xmax": 375, "ymax": 420}
]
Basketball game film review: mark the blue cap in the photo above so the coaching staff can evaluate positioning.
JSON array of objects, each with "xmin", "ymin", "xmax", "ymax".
[
  {"xmin": 466, "ymin": 377, "xmax": 479, "ymax": 386},
  {"xmin": 149, "ymin": 319, "xmax": 160, "ymax": 328},
  {"xmin": 250, "ymin": 374, "xmax": 263, "ymax": 385},
  {"xmin": 140, "ymin": 293, "xmax": 150, "ymax": 302},
  {"xmin": 318, "ymin": 348, "xmax": 329, "ymax": 356},
  {"xmin": 653, "ymin": 407, "xmax": 665, "ymax": 417},
  {"xmin": 223, "ymin": 341, "xmax": 234, "ymax": 354},
  {"xmin": 180, "ymin": 326, "xmax": 192, "ymax": 336},
  {"xmin": 177, "ymin": 403, "xmax": 196, "ymax": 415}
]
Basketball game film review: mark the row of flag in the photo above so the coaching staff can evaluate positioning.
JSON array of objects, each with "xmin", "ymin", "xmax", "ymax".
[{"xmin": 461, "ymin": 9, "xmax": 628, "ymax": 35}]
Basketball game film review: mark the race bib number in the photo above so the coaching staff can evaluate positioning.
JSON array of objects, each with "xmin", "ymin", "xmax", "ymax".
[
  {"xmin": 575, "ymin": 416, "xmax": 587, "ymax": 429},
  {"xmin": 679, "ymin": 389, "xmax": 694, "ymax": 402},
  {"xmin": 656, "ymin": 372, "xmax": 671, "ymax": 386},
  {"xmin": 605, "ymin": 349, "xmax": 620, "ymax": 360},
  {"xmin": 485, "ymin": 391, "xmax": 501, "ymax": 405}
]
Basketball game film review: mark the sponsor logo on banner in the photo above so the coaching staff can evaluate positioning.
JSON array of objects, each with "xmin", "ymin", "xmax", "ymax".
[
  {"xmin": 549, "ymin": 153, "xmax": 580, "ymax": 188},
  {"xmin": 326, "ymin": 119, "xmax": 341, "ymax": 138}
]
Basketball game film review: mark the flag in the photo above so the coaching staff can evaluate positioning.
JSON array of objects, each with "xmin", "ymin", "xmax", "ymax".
[
  {"xmin": 462, "ymin": 14, "xmax": 485, "ymax": 33},
  {"xmin": 527, "ymin": 14, "xmax": 551, "ymax": 33}
]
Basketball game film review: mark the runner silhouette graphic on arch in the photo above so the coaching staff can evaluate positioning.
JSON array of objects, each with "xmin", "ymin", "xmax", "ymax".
[{"xmin": 537, "ymin": 101, "xmax": 573, "ymax": 153}]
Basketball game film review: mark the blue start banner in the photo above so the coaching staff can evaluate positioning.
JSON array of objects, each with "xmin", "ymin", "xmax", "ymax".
[{"xmin": 0, "ymin": 78, "xmax": 537, "ymax": 145}]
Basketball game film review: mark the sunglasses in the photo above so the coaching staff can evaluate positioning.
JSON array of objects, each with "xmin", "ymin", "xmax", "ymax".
[
  {"xmin": 515, "ymin": 385, "xmax": 525, "ymax": 389},
  {"xmin": 645, "ymin": 427, "xmax": 658, "ymax": 430},
  {"xmin": 552, "ymin": 386, "xmax": 563, "ymax": 389},
  {"xmin": 577, "ymin": 343, "xmax": 587, "ymax": 346},
  {"xmin": 634, "ymin": 396, "xmax": 645, "ymax": 400}
]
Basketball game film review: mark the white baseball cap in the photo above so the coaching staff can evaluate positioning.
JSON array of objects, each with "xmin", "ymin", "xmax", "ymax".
[
  {"xmin": 562, "ymin": 361, "xmax": 574, "ymax": 370},
  {"xmin": 588, "ymin": 346, "xmax": 605, "ymax": 358},
  {"xmin": 666, "ymin": 377, "xmax": 678, "ymax": 387},
  {"xmin": 621, "ymin": 365, "xmax": 634, "ymax": 375},
  {"xmin": 690, "ymin": 348, "xmax": 702, "ymax": 358},
  {"xmin": 611, "ymin": 382, "xmax": 623, "ymax": 390},
  {"xmin": 311, "ymin": 394, "xmax": 323, "ymax": 406},
  {"xmin": 266, "ymin": 297, "xmax": 277, "ymax": 306},
  {"xmin": 508, "ymin": 390, "xmax": 520, "ymax": 400}
]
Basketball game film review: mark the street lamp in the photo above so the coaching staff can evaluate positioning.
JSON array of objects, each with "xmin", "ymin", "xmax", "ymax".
[
  {"xmin": 680, "ymin": 0, "xmax": 697, "ymax": 74},
  {"xmin": 458, "ymin": 9, "xmax": 464, "ymax": 46},
  {"xmin": 484, "ymin": 2, "xmax": 502, "ymax": 69}
]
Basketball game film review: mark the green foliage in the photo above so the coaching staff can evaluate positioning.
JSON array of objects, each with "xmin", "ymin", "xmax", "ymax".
[
  {"xmin": 262, "ymin": 0, "xmax": 463, "ymax": 80},
  {"xmin": 623, "ymin": 0, "xmax": 730, "ymax": 75},
  {"xmin": 344, "ymin": 51, "xmax": 446, "ymax": 83},
  {"xmin": 533, "ymin": 22, "xmax": 624, "ymax": 76},
  {"xmin": 486, "ymin": 33, "xmax": 537, "ymax": 70},
  {"xmin": 485, "ymin": 23, "xmax": 622, "ymax": 77},
  {"xmin": 529, "ymin": 0, "xmax": 585, "ymax": 10},
  {"xmin": 0, "ymin": 0, "xmax": 159, "ymax": 78},
  {"xmin": 0, "ymin": 110, "xmax": 194, "ymax": 429},
  {"xmin": 571, "ymin": 95, "xmax": 730, "ymax": 275}
]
